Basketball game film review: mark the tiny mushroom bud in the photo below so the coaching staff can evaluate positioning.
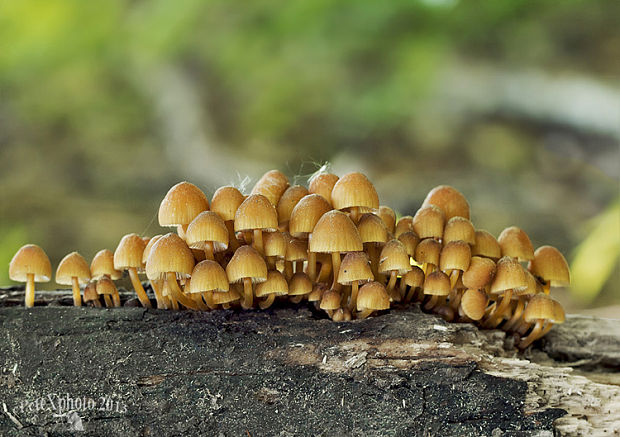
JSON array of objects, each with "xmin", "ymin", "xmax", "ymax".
[
  {"xmin": 56, "ymin": 252, "xmax": 91, "ymax": 307},
  {"xmin": 9, "ymin": 244, "xmax": 52, "ymax": 308},
  {"xmin": 413, "ymin": 205, "xmax": 445, "ymax": 241},
  {"xmin": 263, "ymin": 231, "xmax": 288, "ymax": 270}
]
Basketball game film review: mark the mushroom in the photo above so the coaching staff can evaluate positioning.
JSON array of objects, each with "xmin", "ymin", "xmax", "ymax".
[
  {"xmin": 357, "ymin": 213, "xmax": 389, "ymax": 278},
  {"xmin": 443, "ymin": 217, "xmax": 476, "ymax": 246},
  {"xmin": 498, "ymin": 226, "xmax": 535, "ymax": 263},
  {"xmin": 459, "ymin": 256, "xmax": 496, "ymax": 311},
  {"xmin": 289, "ymin": 194, "xmax": 332, "ymax": 280},
  {"xmin": 114, "ymin": 233, "xmax": 153, "ymax": 308},
  {"xmin": 503, "ymin": 270, "xmax": 541, "ymax": 332},
  {"xmin": 145, "ymin": 233, "xmax": 198, "ymax": 310},
  {"xmin": 142, "ymin": 235, "xmax": 168, "ymax": 309},
  {"xmin": 91, "ymin": 249, "xmax": 122, "ymax": 307},
  {"xmin": 331, "ymin": 172, "xmax": 380, "ymax": 223},
  {"xmin": 394, "ymin": 216, "xmax": 414, "ymax": 239},
  {"xmin": 83, "ymin": 281, "xmax": 101, "ymax": 307},
  {"xmin": 483, "ymin": 256, "xmax": 528, "ymax": 328},
  {"xmin": 422, "ymin": 185, "xmax": 470, "ymax": 220},
  {"xmin": 284, "ymin": 237, "xmax": 308, "ymax": 280},
  {"xmin": 212, "ymin": 286, "xmax": 242, "ymax": 309},
  {"xmin": 158, "ymin": 181, "xmax": 209, "ymax": 235},
  {"xmin": 518, "ymin": 295, "xmax": 565, "ymax": 349},
  {"xmin": 338, "ymin": 252, "xmax": 373, "ymax": 311},
  {"xmin": 320, "ymin": 289, "xmax": 342, "ymax": 319},
  {"xmin": 187, "ymin": 260, "xmax": 229, "ymax": 309},
  {"xmin": 413, "ymin": 205, "xmax": 445, "ymax": 241},
  {"xmin": 376, "ymin": 206, "xmax": 396, "ymax": 235},
  {"xmin": 397, "ymin": 231, "xmax": 420, "ymax": 267},
  {"xmin": 414, "ymin": 238, "xmax": 442, "ymax": 275},
  {"xmin": 9, "ymin": 244, "xmax": 52, "ymax": 308},
  {"xmin": 211, "ymin": 186, "xmax": 246, "ymax": 251},
  {"xmin": 528, "ymin": 245, "xmax": 571, "ymax": 295},
  {"xmin": 378, "ymin": 240, "xmax": 411, "ymax": 300},
  {"xmin": 308, "ymin": 172, "xmax": 339, "ymax": 206},
  {"xmin": 422, "ymin": 270, "xmax": 451, "ymax": 311},
  {"xmin": 288, "ymin": 272, "xmax": 313, "ymax": 304},
  {"xmin": 186, "ymin": 211, "xmax": 229, "ymax": 261},
  {"xmin": 458, "ymin": 288, "xmax": 488, "ymax": 322},
  {"xmin": 439, "ymin": 241, "xmax": 471, "ymax": 295},
  {"xmin": 255, "ymin": 270, "xmax": 288, "ymax": 309},
  {"xmin": 277, "ymin": 185, "xmax": 309, "ymax": 231},
  {"xmin": 472, "ymin": 230, "xmax": 502, "ymax": 261},
  {"xmin": 251, "ymin": 169, "xmax": 290, "ymax": 206},
  {"xmin": 225, "ymin": 245, "xmax": 268, "ymax": 309},
  {"xmin": 263, "ymin": 231, "xmax": 287, "ymax": 270},
  {"xmin": 56, "ymin": 252, "xmax": 91, "ymax": 307},
  {"xmin": 96, "ymin": 277, "xmax": 118, "ymax": 308},
  {"xmin": 309, "ymin": 210, "xmax": 363, "ymax": 290},
  {"xmin": 308, "ymin": 282, "xmax": 329, "ymax": 309},
  {"xmin": 356, "ymin": 281, "xmax": 390, "ymax": 319},
  {"xmin": 401, "ymin": 266, "xmax": 425, "ymax": 303},
  {"xmin": 234, "ymin": 194, "xmax": 278, "ymax": 255}
]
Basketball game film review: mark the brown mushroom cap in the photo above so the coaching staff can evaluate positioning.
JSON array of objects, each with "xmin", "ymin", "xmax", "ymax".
[
  {"xmin": 308, "ymin": 172, "xmax": 339, "ymax": 205},
  {"xmin": 460, "ymin": 289, "xmax": 488, "ymax": 320},
  {"xmin": 357, "ymin": 281, "xmax": 390, "ymax": 311},
  {"xmin": 414, "ymin": 238, "xmax": 442, "ymax": 266},
  {"xmin": 212, "ymin": 287, "xmax": 242, "ymax": 305},
  {"xmin": 211, "ymin": 186, "xmax": 245, "ymax": 222},
  {"xmin": 263, "ymin": 231, "xmax": 288, "ymax": 259},
  {"xmin": 523, "ymin": 294, "xmax": 555, "ymax": 323},
  {"xmin": 83, "ymin": 281, "xmax": 99, "ymax": 302},
  {"xmin": 472, "ymin": 230, "xmax": 502, "ymax": 261},
  {"xmin": 338, "ymin": 252, "xmax": 373, "ymax": 285},
  {"xmin": 413, "ymin": 205, "xmax": 445, "ymax": 240},
  {"xmin": 158, "ymin": 181, "xmax": 209, "ymax": 227},
  {"xmin": 255, "ymin": 270, "xmax": 289, "ymax": 297},
  {"xmin": 462, "ymin": 256, "xmax": 496, "ymax": 290},
  {"xmin": 403, "ymin": 266, "xmax": 425, "ymax": 288},
  {"xmin": 277, "ymin": 185, "xmax": 309, "ymax": 226},
  {"xmin": 145, "ymin": 233, "xmax": 195, "ymax": 281},
  {"xmin": 528, "ymin": 245, "xmax": 571, "ymax": 287},
  {"xmin": 443, "ymin": 217, "xmax": 476, "ymax": 246},
  {"xmin": 320, "ymin": 289, "xmax": 343, "ymax": 310},
  {"xmin": 56, "ymin": 252, "xmax": 91, "ymax": 285},
  {"xmin": 142, "ymin": 235, "xmax": 162, "ymax": 265},
  {"xmin": 186, "ymin": 211, "xmax": 229, "ymax": 252},
  {"xmin": 234, "ymin": 194, "xmax": 278, "ymax": 232},
  {"xmin": 331, "ymin": 172, "xmax": 379, "ymax": 212},
  {"xmin": 91, "ymin": 249, "xmax": 122, "ymax": 280},
  {"xmin": 394, "ymin": 216, "xmax": 414, "ymax": 238},
  {"xmin": 379, "ymin": 240, "xmax": 412, "ymax": 275},
  {"xmin": 309, "ymin": 210, "xmax": 363, "ymax": 254},
  {"xmin": 423, "ymin": 271, "xmax": 451, "ymax": 296},
  {"xmin": 289, "ymin": 194, "xmax": 332, "ymax": 238},
  {"xmin": 308, "ymin": 282, "xmax": 329, "ymax": 302},
  {"xmin": 498, "ymin": 226, "xmax": 535, "ymax": 262},
  {"xmin": 398, "ymin": 231, "xmax": 420, "ymax": 257},
  {"xmin": 489, "ymin": 256, "xmax": 528, "ymax": 295},
  {"xmin": 422, "ymin": 185, "xmax": 470, "ymax": 220},
  {"xmin": 251, "ymin": 169, "xmax": 290, "ymax": 206},
  {"xmin": 439, "ymin": 241, "xmax": 471, "ymax": 272},
  {"xmin": 114, "ymin": 234, "xmax": 147, "ymax": 271},
  {"xmin": 515, "ymin": 270, "xmax": 543, "ymax": 296},
  {"xmin": 377, "ymin": 206, "xmax": 397, "ymax": 234},
  {"xmin": 96, "ymin": 277, "xmax": 117, "ymax": 296},
  {"xmin": 357, "ymin": 213, "xmax": 389, "ymax": 244},
  {"xmin": 9, "ymin": 244, "xmax": 52, "ymax": 283},
  {"xmin": 187, "ymin": 260, "xmax": 229, "ymax": 294},
  {"xmin": 286, "ymin": 237, "xmax": 308, "ymax": 262},
  {"xmin": 289, "ymin": 272, "xmax": 313, "ymax": 296},
  {"xmin": 226, "ymin": 245, "xmax": 268, "ymax": 284}
]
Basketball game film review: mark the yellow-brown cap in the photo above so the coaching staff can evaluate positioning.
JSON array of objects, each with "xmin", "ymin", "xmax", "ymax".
[
  {"xmin": 286, "ymin": 237, "xmax": 308, "ymax": 262},
  {"xmin": 309, "ymin": 210, "xmax": 363, "ymax": 253},
  {"xmin": 528, "ymin": 245, "xmax": 570, "ymax": 287},
  {"xmin": 439, "ymin": 241, "xmax": 471, "ymax": 272},
  {"xmin": 277, "ymin": 185, "xmax": 309, "ymax": 226},
  {"xmin": 83, "ymin": 281, "xmax": 99, "ymax": 302},
  {"xmin": 9, "ymin": 244, "xmax": 52, "ymax": 283},
  {"xmin": 263, "ymin": 231, "xmax": 288, "ymax": 259},
  {"xmin": 145, "ymin": 233, "xmax": 195, "ymax": 281},
  {"xmin": 289, "ymin": 194, "xmax": 332, "ymax": 238},
  {"xmin": 515, "ymin": 270, "xmax": 542, "ymax": 297},
  {"xmin": 460, "ymin": 289, "xmax": 488, "ymax": 320},
  {"xmin": 142, "ymin": 235, "xmax": 162, "ymax": 265},
  {"xmin": 91, "ymin": 249, "xmax": 122, "ymax": 280},
  {"xmin": 288, "ymin": 272, "xmax": 313, "ymax": 296},
  {"xmin": 413, "ymin": 205, "xmax": 445, "ymax": 240},
  {"xmin": 320, "ymin": 289, "xmax": 342, "ymax": 310},
  {"xmin": 212, "ymin": 287, "xmax": 241, "ymax": 305},
  {"xmin": 114, "ymin": 234, "xmax": 147, "ymax": 272},
  {"xmin": 308, "ymin": 282, "xmax": 329, "ymax": 302},
  {"xmin": 308, "ymin": 172, "xmax": 339, "ymax": 205},
  {"xmin": 414, "ymin": 238, "xmax": 442, "ymax": 266},
  {"xmin": 357, "ymin": 281, "xmax": 390, "ymax": 311},
  {"xmin": 498, "ymin": 226, "xmax": 534, "ymax": 262},
  {"xmin": 489, "ymin": 256, "xmax": 527, "ymax": 295},
  {"xmin": 186, "ymin": 211, "xmax": 229, "ymax": 253},
  {"xmin": 234, "ymin": 194, "xmax": 278, "ymax": 232},
  {"xmin": 96, "ymin": 277, "xmax": 117, "ymax": 296},
  {"xmin": 255, "ymin": 270, "xmax": 288, "ymax": 297},
  {"xmin": 158, "ymin": 181, "xmax": 209, "ymax": 227},
  {"xmin": 403, "ymin": 266, "xmax": 425, "ymax": 288},
  {"xmin": 422, "ymin": 185, "xmax": 470, "ymax": 220},
  {"xmin": 550, "ymin": 299, "xmax": 566, "ymax": 324},
  {"xmin": 394, "ymin": 216, "xmax": 414, "ymax": 238},
  {"xmin": 251, "ymin": 170, "xmax": 290, "ymax": 206},
  {"xmin": 211, "ymin": 186, "xmax": 245, "ymax": 222},
  {"xmin": 462, "ymin": 256, "xmax": 496, "ymax": 290},
  {"xmin": 423, "ymin": 271, "xmax": 451, "ymax": 296},
  {"xmin": 523, "ymin": 294, "xmax": 555, "ymax": 323},
  {"xmin": 357, "ymin": 213, "xmax": 389, "ymax": 244},
  {"xmin": 376, "ymin": 206, "xmax": 396, "ymax": 235},
  {"xmin": 331, "ymin": 172, "xmax": 379, "ymax": 212},
  {"xmin": 187, "ymin": 260, "xmax": 229, "ymax": 294},
  {"xmin": 338, "ymin": 252, "xmax": 373, "ymax": 285},
  {"xmin": 443, "ymin": 217, "xmax": 476, "ymax": 246},
  {"xmin": 379, "ymin": 240, "xmax": 412, "ymax": 275},
  {"xmin": 472, "ymin": 230, "xmax": 502, "ymax": 261},
  {"xmin": 397, "ymin": 231, "xmax": 419, "ymax": 257},
  {"xmin": 225, "ymin": 245, "xmax": 268, "ymax": 284},
  {"xmin": 56, "ymin": 252, "xmax": 91, "ymax": 285}
]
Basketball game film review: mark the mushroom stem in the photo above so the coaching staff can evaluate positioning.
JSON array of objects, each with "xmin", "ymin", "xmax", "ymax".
[
  {"xmin": 203, "ymin": 292, "xmax": 216, "ymax": 309},
  {"xmin": 103, "ymin": 295, "xmax": 113, "ymax": 307},
  {"xmin": 253, "ymin": 229, "xmax": 264, "ymax": 254},
  {"xmin": 485, "ymin": 289, "xmax": 513, "ymax": 328},
  {"xmin": 317, "ymin": 259, "xmax": 332, "ymax": 282},
  {"xmin": 259, "ymin": 294, "xmax": 276, "ymax": 310},
  {"xmin": 386, "ymin": 271, "xmax": 397, "ymax": 292},
  {"xmin": 203, "ymin": 241, "xmax": 214, "ymax": 261},
  {"xmin": 367, "ymin": 244, "xmax": 379, "ymax": 278},
  {"xmin": 503, "ymin": 299, "xmax": 525, "ymax": 332},
  {"xmin": 92, "ymin": 298, "xmax": 102, "ymax": 308},
  {"xmin": 449, "ymin": 270, "xmax": 460, "ymax": 290},
  {"xmin": 449, "ymin": 288, "xmax": 462, "ymax": 311},
  {"xmin": 191, "ymin": 293, "xmax": 208, "ymax": 310},
  {"xmin": 290, "ymin": 295, "xmax": 303, "ymax": 304},
  {"xmin": 226, "ymin": 221, "xmax": 239, "ymax": 251},
  {"xmin": 542, "ymin": 281, "xmax": 550, "ymax": 295},
  {"xmin": 129, "ymin": 268, "xmax": 152, "ymax": 308},
  {"xmin": 307, "ymin": 251, "xmax": 317, "ymax": 281},
  {"xmin": 71, "ymin": 277, "xmax": 82, "ymax": 307},
  {"xmin": 166, "ymin": 272, "xmax": 199, "ymax": 310},
  {"xmin": 295, "ymin": 261, "xmax": 304, "ymax": 274},
  {"xmin": 331, "ymin": 252, "xmax": 341, "ymax": 290},
  {"xmin": 405, "ymin": 287, "xmax": 417, "ymax": 303},
  {"xmin": 151, "ymin": 280, "xmax": 167, "ymax": 309},
  {"xmin": 242, "ymin": 277, "xmax": 254, "ymax": 309},
  {"xmin": 424, "ymin": 294, "xmax": 438, "ymax": 311},
  {"xmin": 356, "ymin": 309, "xmax": 373, "ymax": 319},
  {"xmin": 348, "ymin": 281, "xmax": 360, "ymax": 311},
  {"xmin": 284, "ymin": 261, "xmax": 294, "ymax": 280},
  {"xmin": 518, "ymin": 319, "xmax": 546, "ymax": 349},
  {"xmin": 25, "ymin": 273, "xmax": 35, "ymax": 308},
  {"xmin": 112, "ymin": 289, "xmax": 121, "ymax": 307}
]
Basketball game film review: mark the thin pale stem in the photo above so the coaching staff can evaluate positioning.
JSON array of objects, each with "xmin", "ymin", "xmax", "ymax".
[
  {"xmin": 151, "ymin": 280, "xmax": 167, "ymax": 309},
  {"xmin": 307, "ymin": 251, "xmax": 317, "ymax": 281},
  {"xmin": 103, "ymin": 295, "xmax": 113, "ymax": 307},
  {"xmin": 166, "ymin": 272, "xmax": 199, "ymax": 310},
  {"xmin": 519, "ymin": 319, "xmax": 546, "ymax": 349},
  {"xmin": 331, "ymin": 252, "xmax": 341, "ymax": 290},
  {"xmin": 253, "ymin": 229, "xmax": 264, "ymax": 254},
  {"xmin": 129, "ymin": 268, "xmax": 152, "ymax": 308},
  {"xmin": 71, "ymin": 277, "xmax": 82, "ymax": 307},
  {"xmin": 386, "ymin": 271, "xmax": 397, "ymax": 292},
  {"xmin": 259, "ymin": 294, "xmax": 276, "ymax": 310},
  {"xmin": 25, "ymin": 273, "xmax": 35, "ymax": 308},
  {"xmin": 348, "ymin": 281, "xmax": 359, "ymax": 311},
  {"xmin": 243, "ymin": 277, "xmax": 253, "ymax": 309},
  {"xmin": 204, "ymin": 241, "xmax": 214, "ymax": 261}
]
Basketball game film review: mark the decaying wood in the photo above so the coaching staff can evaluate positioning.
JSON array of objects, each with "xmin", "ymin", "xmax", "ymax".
[{"xmin": 0, "ymin": 288, "xmax": 618, "ymax": 436}]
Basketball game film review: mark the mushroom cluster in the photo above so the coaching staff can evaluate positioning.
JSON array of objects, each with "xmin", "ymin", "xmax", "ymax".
[{"xmin": 8, "ymin": 170, "xmax": 570, "ymax": 349}]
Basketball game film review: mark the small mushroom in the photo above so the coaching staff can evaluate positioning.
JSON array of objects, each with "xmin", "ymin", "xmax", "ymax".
[
  {"xmin": 422, "ymin": 185, "xmax": 470, "ymax": 220},
  {"xmin": 458, "ymin": 288, "xmax": 488, "ymax": 322},
  {"xmin": 83, "ymin": 281, "xmax": 101, "ymax": 307},
  {"xmin": 91, "ymin": 249, "xmax": 122, "ymax": 307},
  {"xmin": 338, "ymin": 252, "xmax": 373, "ymax": 311},
  {"xmin": 234, "ymin": 194, "xmax": 278, "ymax": 255},
  {"xmin": 307, "ymin": 172, "xmax": 339, "ymax": 206},
  {"xmin": 114, "ymin": 234, "xmax": 152, "ymax": 308},
  {"xmin": 56, "ymin": 252, "xmax": 91, "ymax": 307},
  {"xmin": 498, "ymin": 226, "xmax": 535, "ymax": 263},
  {"xmin": 158, "ymin": 181, "xmax": 209, "ymax": 236},
  {"xmin": 9, "ymin": 244, "xmax": 52, "ymax": 308},
  {"xmin": 185, "ymin": 211, "xmax": 229, "ymax": 261},
  {"xmin": 472, "ymin": 230, "xmax": 501, "ymax": 261},
  {"xmin": 356, "ymin": 281, "xmax": 390, "ymax": 319},
  {"xmin": 251, "ymin": 169, "xmax": 290, "ymax": 206},
  {"xmin": 255, "ymin": 270, "xmax": 288, "ymax": 309},
  {"xmin": 331, "ymin": 172, "xmax": 379, "ymax": 223},
  {"xmin": 443, "ymin": 217, "xmax": 476, "ymax": 246},
  {"xmin": 422, "ymin": 270, "xmax": 450, "ymax": 312},
  {"xmin": 413, "ymin": 205, "xmax": 445, "ymax": 241},
  {"xmin": 211, "ymin": 186, "xmax": 246, "ymax": 251},
  {"xmin": 225, "ymin": 245, "xmax": 268, "ymax": 309},
  {"xmin": 394, "ymin": 216, "xmax": 414, "ymax": 239},
  {"xmin": 95, "ymin": 277, "xmax": 118, "ymax": 308},
  {"xmin": 414, "ymin": 238, "xmax": 442, "ymax": 275},
  {"xmin": 484, "ymin": 257, "xmax": 528, "ymax": 328},
  {"xmin": 187, "ymin": 260, "xmax": 229, "ymax": 309},
  {"xmin": 288, "ymin": 272, "xmax": 312, "ymax": 304},
  {"xmin": 357, "ymin": 213, "xmax": 389, "ymax": 278},
  {"xmin": 528, "ymin": 245, "xmax": 570, "ymax": 294},
  {"xmin": 376, "ymin": 206, "xmax": 396, "ymax": 235},
  {"xmin": 277, "ymin": 185, "xmax": 309, "ymax": 231},
  {"xmin": 378, "ymin": 240, "xmax": 411, "ymax": 300},
  {"xmin": 320, "ymin": 289, "xmax": 342, "ymax": 319},
  {"xmin": 401, "ymin": 266, "xmax": 425, "ymax": 303},
  {"xmin": 518, "ymin": 295, "xmax": 565, "ymax": 349}
]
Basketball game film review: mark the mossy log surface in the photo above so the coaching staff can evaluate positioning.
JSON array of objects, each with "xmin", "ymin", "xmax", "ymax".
[{"xmin": 0, "ymin": 288, "xmax": 618, "ymax": 436}]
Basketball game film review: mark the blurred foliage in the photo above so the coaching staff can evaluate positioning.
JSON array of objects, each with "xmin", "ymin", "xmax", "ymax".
[{"xmin": 0, "ymin": 0, "xmax": 618, "ymax": 308}]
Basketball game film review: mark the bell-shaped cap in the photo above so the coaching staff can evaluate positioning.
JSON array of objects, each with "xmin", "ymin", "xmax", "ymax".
[
  {"xmin": 56, "ymin": 252, "xmax": 91, "ymax": 285},
  {"xmin": 490, "ymin": 256, "xmax": 527, "ymax": 295},
  {"xmin": 277, "ymin": 185, "xmax": 309, "ymax": 226},
  {"xmin": 377, "ymin": 206, "xmax": 396, "ymax": 234},
  {"xmin": 357, "ymin": 213, "xmax": 389, "ymax": 244},
  {"xmin": 289, "ymin": 194, "xmax": 332, "ymax": 238},
  {"xmin": 188, "ymin": 260, "xmax": 229, "ymax": 294},
  {"xmin": 397, "ymin": 231, "xmax": 419, "ymax": 257},
  {"xmin": 414, "ymin": 238, "xmax": 441, "ymax": 266},
  {"xmin": 9, "ymin": 244, "xmax": 52, "ymax": 283},
  {"xmin": 443, "ymin": 217, "xmax": 475, "ymax": 246},
  {"xmin": 289, "ymin": 272, "xmax": 313, "ymax": 296},
  {"xmin": 263, "ymin": 231, "xmax": 288, "ymax": 258},
  {"xmin": 234, "ymin": 194, "xmax": 278, "ymax": 232},
  {"xmin": 286, "ymin": 237, "xmax": 308, "ymax": 262},
  {"xmin": 462, "ymin": 256, "xmax": 496, "ymax": 290},
  {"xmin": 528, "ymin": 245, "xmax": 570, "ymax": 287},
  {"xmin": 158, "ymin": 181, "xmax": 209, "ymax": 227},
  {"xmin": 423, "ymin": 271, "xmax": 451, "ymax": 296},
  {"xmin": 379, "ymin": 240, "xmax": 412, "ymax": 275},
  {"xmin": 251, "ymin": 170, "xmax": 289, "ymax": 206},
  {"xmin": 413, "ymin": 205, "xmax": 445, "ymax": 240},
  {"xmin": 114, "ymin": 234, "xmax": 147, "ymax": 271},
  {"xmin": 211, "ymin": 186, "xmax": 245, "ymax": 222},
  {"xmin": 320, "ymin": 289, "xmax": 342, "ymax": 310},
  {"xmin": 439, "ymin": 241, "xmax": 471, "ymax": 272},
  {"xmin": 357, "ymin": 281, "xmax": 390, "ymax": 311},
  {"xmin": 338, "ymin": 252, "xmax": 373, "ymax": 285},
  {"xmin": 145, "ymin": 233, "xmax": 195, "ymax": 281},
  {"xmin": 422, "ymin": 185, "xmax": 470, "ymax": 220},
  {"xmin": 96, "ymin": 277, "xmax": 117, "ymax": 296},
  {"xmin": 226, "ymin": 245, "xmax": 268, "ymax": 284},
  {"xmin": 331, "ymin": 172, "xmax": 379, "ymax": 212},
  {"xmin": 255, "ymin": 270, "xmax": 288, "ymax": 297},
  {"xmin": 523, "ymin": 294, "xmax": 555, "ymax": 323},
  {"xmin": 309, "ymin": 211, "xmax": 363, "ymax": 254},
  {"xmin": 186, "ymin": 211, "xmax": 229, "ymax": 252},
  {"xmin": 460, "ymin": 289, "xmax": 488, "ymax": 320},
  {"xmin": 498, "ymin": 226, "xmax": 535, "ymax": 262},
  {"xmin": 91, "ymin": 249, "xmax": 122, "ymax": 280},
  {"xmin": 394, "ymin": 216, "xmax": 414, "ymax": 238},
  {"xmin": 472, "ymin": 230, "xmax": 501, "ymax": 261},
  {"xmin": 403, "ymin": 266, "xmax": 424, "ymax": 288},
  {"xmin": 308, "ymin": 172, "xmax": 339, "ymax": 205}
]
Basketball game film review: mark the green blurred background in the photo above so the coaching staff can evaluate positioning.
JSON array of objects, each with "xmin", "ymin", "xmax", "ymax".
[{"xmin": 1, "ymin": 0, "xmax": 618, "ymax": 314}]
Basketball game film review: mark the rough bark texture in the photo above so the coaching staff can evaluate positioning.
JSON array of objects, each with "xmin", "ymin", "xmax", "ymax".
[{"xmin": 0, "ymin": 288, "xmax": 618, "ymax": 436}]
